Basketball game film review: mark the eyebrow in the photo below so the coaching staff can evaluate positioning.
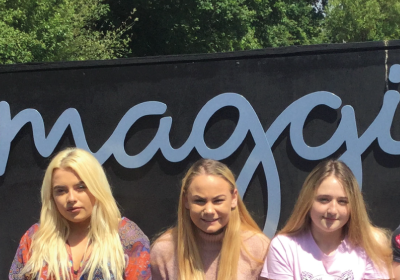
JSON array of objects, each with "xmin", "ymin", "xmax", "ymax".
[
  {"xmin": 53, "ymin": 181, "xmax": 85, "ymax": 188},
  {"xmin": 316, "ymin": 194, "xmax": 348, "ymax": 199},
  {"xmin": 192, "ymin": 195, "xmax": 227, "ymax": 199}
]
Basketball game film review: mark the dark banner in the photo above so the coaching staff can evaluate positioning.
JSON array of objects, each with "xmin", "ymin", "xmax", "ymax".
[{"xmin": 1, "ymin": 40, "xmax": 400, "ymax": 277}]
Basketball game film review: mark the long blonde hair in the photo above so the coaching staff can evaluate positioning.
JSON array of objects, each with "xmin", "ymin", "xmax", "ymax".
[
  {"xmin": 20, "ymin": 147, "xmax": 125, "ymax": 280},
  {"xmin": 280, "ymin": 159, "xmax": 392, "ymax": 276},
  {"xmin": 162, "ymin": 159, "xmax": 267, "ymax": 280}
]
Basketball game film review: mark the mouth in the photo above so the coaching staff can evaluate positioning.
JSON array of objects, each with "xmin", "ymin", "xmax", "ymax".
[
  {"xmin": 323, "ymin": 217, "xmax": 338, "ymax": 221},
  {"xmin": 67, "ymin": 207, "xmax": 82, "ymax": 213},
  {"xmin": 201, "ymin": 218, "xmax": 219, "ymax": 223}
]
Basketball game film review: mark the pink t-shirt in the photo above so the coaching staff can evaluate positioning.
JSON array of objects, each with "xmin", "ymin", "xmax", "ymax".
[{"xmin": 261, "ymin": 230, "xmax": 388, "ymax": 280}]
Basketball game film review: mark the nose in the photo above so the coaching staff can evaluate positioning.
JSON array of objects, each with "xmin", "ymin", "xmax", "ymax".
[
  {"xmin": 203, "ymin": 202, "xmax": 214, "ymax": 215},
  {"xmin": 67, "ymin": 190, "xmax": 77, "ymax": 203},
  {"xmin": 327, "ymin": 200, "xmax": 337, "ymax": 215}
]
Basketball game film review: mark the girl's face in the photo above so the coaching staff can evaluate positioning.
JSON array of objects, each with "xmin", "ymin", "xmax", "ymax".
[
  {"xmin": 309, "ymin": 175, "xmax": 350, "ymax": 236},
  {"xmin": 184, "ymin": 174, "xmax": 237, "ymax": 234},
  {"xmin": 52, "ymin": 168, "xmax": 96, "ymax": 227}
]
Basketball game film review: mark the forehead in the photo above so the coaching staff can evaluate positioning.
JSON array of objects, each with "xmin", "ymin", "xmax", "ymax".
[
  {"xmin": 52, "ymin": 168, "xmax": 81, "ymax": 185},
  {"xmin": 315, "ymin": 175, "xmax": 347, "ymax": 197},
  {"xmin": 187, "ymin": 175, "xmax": 232, "ymax": 196}
]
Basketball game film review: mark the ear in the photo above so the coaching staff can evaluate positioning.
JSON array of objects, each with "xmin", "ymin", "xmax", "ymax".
[
  {"xmin": 184, "ymin": 194, "xmax": 190, "ymax": 210},
  {"xmin": 231, "ymin": 189, "xmax": 238, "ymax": 209}
]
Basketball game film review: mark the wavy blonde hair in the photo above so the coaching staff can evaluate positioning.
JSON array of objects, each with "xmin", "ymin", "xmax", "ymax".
[
  {"xmin": 156, "ymin": 159, "xmax": 268, "ymax": 280},
  {"xmin": 280, "ymin": 159, "xmax": 392, "ymax": 277},
  {"xmin": 20, "ymin": 147, "xmax": 125, "ymax": 280}
]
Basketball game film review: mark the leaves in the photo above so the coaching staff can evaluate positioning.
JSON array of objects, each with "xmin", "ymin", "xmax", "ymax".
[
  {"xmin": 252, "ymin": 0, "xmax": 325, "ymax": 48},
  {"xmin": 324, "ymin": 0, "xmax": 400, "ymax": 43},
  {"xmin": 103, "ymin": 0, "xmax": 324, "ymax": 56},
  {"xmin": 0, "ymin": 0, "xmax": 133, "ymax": 63},
  {"xmin": 1, "ymin": 0, "xmax": 399, "ymax": 63}
]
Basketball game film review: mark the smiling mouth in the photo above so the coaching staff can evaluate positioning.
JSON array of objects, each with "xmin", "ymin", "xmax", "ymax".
[
  {"xmin": 323, "ymin": 217, "xmax": 338, "ymax": 221},
  {"xmin": 202, "ymin": 218, "xmax": 219, "ymax": 223}
]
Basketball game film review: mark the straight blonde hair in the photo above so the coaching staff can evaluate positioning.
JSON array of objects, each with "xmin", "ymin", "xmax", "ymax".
[
  {"xmin": 155, "ymin": 159, "xmax": 268, "ymax": 280},
  {"xmin": 20, "ymin": 148, "xmax": 125, "ymax": 280},
  {"xmin": 280, "ymin": 159, "xmax": 392, "ymax": 277}
]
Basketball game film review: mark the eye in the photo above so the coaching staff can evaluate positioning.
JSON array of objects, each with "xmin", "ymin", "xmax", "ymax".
[
  {"xmin": 76, "ymin": 183, "xmax": 87, "ymax": 191},
  {"xmin": 338, "ymin": 199, "xmax": 349, "ymax": 205},
  {"xmin": 317, "ymin": 197, "xmax": 330, "ymax": 203},
  {"xmin": 194, "ymin": 199, "xmax": 206, "ymax": 205},
  {"xmin": 214, "ymin": 199, "xmax": 225, "ymax": 204},
  {"xmin": 53, "ymin": 188, "xmax": 66, "ymax": 195}
]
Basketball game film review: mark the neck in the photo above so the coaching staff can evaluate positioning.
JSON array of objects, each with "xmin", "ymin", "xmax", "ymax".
[
  {"xmin": 68, "ymin": 218, "xmax": 91, "ymax": 237},
  {"xmin": 195, "ymin": 227, "xmax": 225, "ymax": 248},
  {"xmin": 310, "ymin": 224, "xmax": 344, "ymax": 256},
  {"xmin": 202, "ymin": 227, "xmax": 225, "ymax": 235}
]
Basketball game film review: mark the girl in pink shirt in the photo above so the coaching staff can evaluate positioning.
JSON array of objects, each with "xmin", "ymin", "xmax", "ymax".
[
  {"xmin": 260, "ymin": 159, "xmax": 392, "ymax": 280},
  {"xmin": 151, "ymin": 159, "xmax": 270, "ymax": 280}
]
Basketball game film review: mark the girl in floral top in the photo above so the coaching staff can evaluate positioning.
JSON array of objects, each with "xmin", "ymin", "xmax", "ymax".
[{"xmin": 9, "ymin": 148, "xmax": 151, "ymax": 280}]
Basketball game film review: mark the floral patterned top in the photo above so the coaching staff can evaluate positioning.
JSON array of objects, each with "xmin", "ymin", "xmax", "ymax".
[{"xmin": 9, "ymin": 217, "xmax": 151, "ymax": 280}]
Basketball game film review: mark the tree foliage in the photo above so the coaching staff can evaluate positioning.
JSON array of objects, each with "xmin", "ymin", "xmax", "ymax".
[
  {"xmin": 106, "ymin": 0, "xmax": 324, "ymax": 56},
  {"xmin": 252, "ymin": 0, "xmax": 325, "ymax": 47},
  {"xmin": 2, "ymin": 0, "xmax": 400, "ymax": 63},
  {"xmin": 0, "ymin": 0, "xmax": 132, "ymax": 64},
  {"xmin": 323, "ymin": 0, "xmax": 400, "ymax": 43}
]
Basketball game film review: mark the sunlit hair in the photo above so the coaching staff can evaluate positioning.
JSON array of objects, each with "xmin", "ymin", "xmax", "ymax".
[
  {"xmin": 279, "ymin": 159, "xmax": 392, "ymax": 276},
  {"xmin": 20, "ymin": 148, "xmax": 125, "ymax": 280},
  {"xmin": 154, "ymin": 158, "xmax": 268, "ymax": 280}
]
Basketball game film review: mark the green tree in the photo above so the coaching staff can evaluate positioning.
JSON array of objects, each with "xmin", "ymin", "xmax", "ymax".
[
  {"xmin": 0, "ymin": 0, "xmax": 133, "ymax": 64},
  {"xmin": 106, "ymin": 0, "xmax": 325, "ymax": 56},
  {"xmin": 323, "ymin": 0, "xmax": 400, "ymax": 43},
  {"xmin": 252, "ymin": 0, "xmax": 325, "ymax": 47}
]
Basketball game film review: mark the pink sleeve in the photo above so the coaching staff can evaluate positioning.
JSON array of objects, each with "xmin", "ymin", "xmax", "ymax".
[
  {"xmin": 260, "ymin": 235, "xmax": 294, "ymax": 280},
  {"xmin": 150, "ymin": 237, "xmax": 177, "ymax": 280},
  {"xmin": 150, "ymin": 241, "xmax": 168, "ymax": 280},
  {"xmin": 363, "ymin": 257, "xmax": 389, "ymax": 280}
]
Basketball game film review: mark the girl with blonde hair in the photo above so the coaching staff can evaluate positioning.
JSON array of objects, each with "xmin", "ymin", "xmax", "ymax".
[
  {"xmin": 9, "ymin": 147, "xmax": 151, "ymax": 280},
  {"xmin": 150, "ymin": 158, "xmax": 270, "ymax": 280},
  {"xmin": 260, "ymin": 159, "xmax": 392, "ymax": 280}
]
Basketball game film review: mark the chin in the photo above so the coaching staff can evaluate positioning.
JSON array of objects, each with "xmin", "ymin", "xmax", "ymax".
[
  {"xmin": 199, "ymin": 227, "xmax": 218, "ymax": 234},
  {"xmin": 323, "ymin": 225, "xmax": 344, "ymax": 233}
]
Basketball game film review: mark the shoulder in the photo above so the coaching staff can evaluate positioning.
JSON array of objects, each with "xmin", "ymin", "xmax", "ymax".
[
  {"xmin": 268, "ymin": 231, "xmax": 307, "ymax": 254},
  {"xmin": 241, "ymin": 230, "xmax": 270, "ymax": 260},
  {"xmin": 270, "ymin": 232, "xmax": 298, "ymax": 245},
  {"xmin": 265, "ymin": 233, "xmax": 308, "ymax": 270},
  {"xmin": 241, "ymin": 230, "xmax": 270, "ymax": 250},
  {"xmin": 25, "ymin": 224, "xmax": 39, "ymax": 238},
  {"xmin": 19, "ymin": 223, "xmax": 40, "ymax": 244},
  {"xmin": 151, "ymin": 231, "xmax": 178, "ymax": 280},
  {"xmin": 119, "ymin": 217, "xmax": 150, "ymax": 249},
  {"xmin": 119, "ymin": 218, "xmax": 151, "ymax": 279},
  {"xmin": 9, "ymin": 224, "xmax": 40, "ymax": 276},
  {"xmin": 151, "ymin": 230, "xmax": 176, "ymax": 257}
]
